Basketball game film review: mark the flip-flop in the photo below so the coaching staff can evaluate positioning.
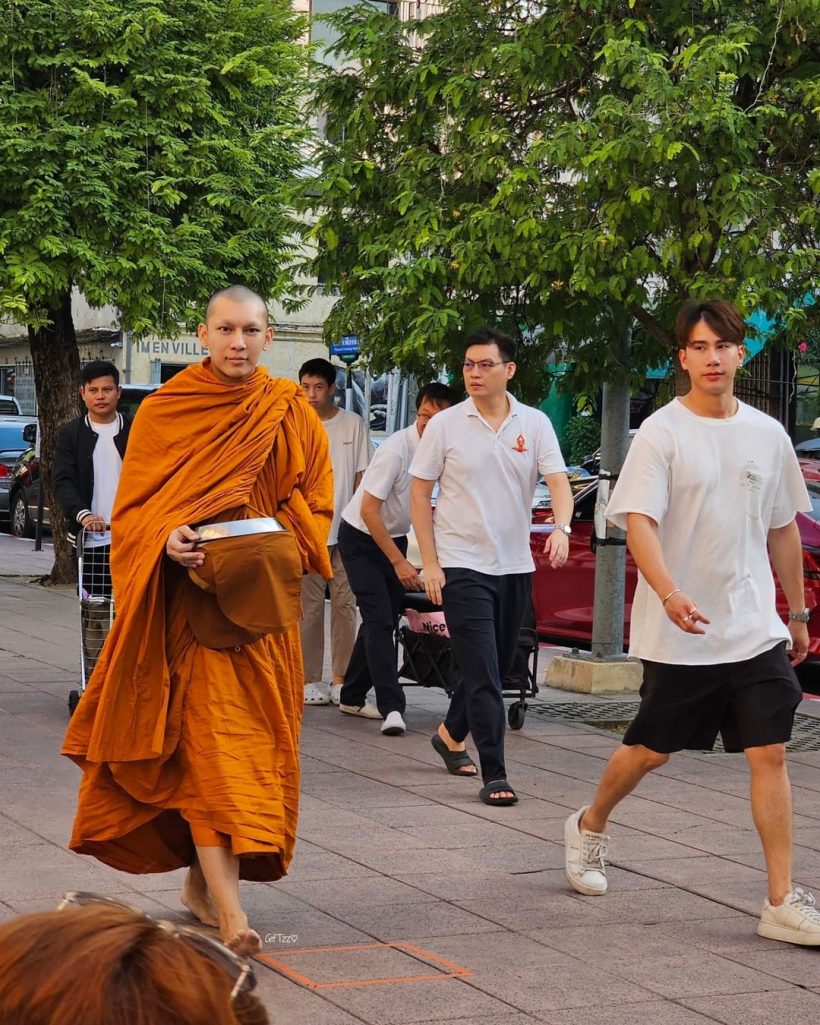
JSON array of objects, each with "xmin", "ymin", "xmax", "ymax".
[
  {"xmin": 479, "ymin": 779, "xmax": 518, "ymax": 806},
  {"xmin": 430, "ymin": 734, "xmax": 478, "ymax": 777}
]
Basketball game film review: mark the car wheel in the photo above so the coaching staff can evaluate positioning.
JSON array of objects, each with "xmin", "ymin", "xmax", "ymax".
[{"xmin": 10, "ymin": 490, "xmax": 33, "ymax": 538}]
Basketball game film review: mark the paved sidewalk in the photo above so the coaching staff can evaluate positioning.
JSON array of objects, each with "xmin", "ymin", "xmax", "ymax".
[{"xmin": 1, "ymin": 567, "xmax": 819, "ymax": 1025}]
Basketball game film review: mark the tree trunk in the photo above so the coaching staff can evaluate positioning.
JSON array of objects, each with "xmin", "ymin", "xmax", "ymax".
[{"xmin": 28, "ymin": 292, "xmax": 82, "ymax": 585}]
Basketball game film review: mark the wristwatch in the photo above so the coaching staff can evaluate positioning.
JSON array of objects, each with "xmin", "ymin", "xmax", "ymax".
[
  {"xmin": 788, "ymin": 608, "xmax": 811, "ymax": 623},
  {"xmin": 554, "ymin": 523, "xmax": 572, "ymax": 536}
]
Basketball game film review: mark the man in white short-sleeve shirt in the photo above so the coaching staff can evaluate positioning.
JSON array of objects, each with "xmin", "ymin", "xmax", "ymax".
[
  {"xmin": 411, "ymin": 327, "xmax": 573, "ymax": 806},
  {"xmin": 299, "ymin": 358, "xmax": 372, "ymax": 707},
  {"xmin": 563, "ymin": 299, "xmax": 820, "ymax": 948},
  {"xmin": 337, "ymin": 382, "xmax": 459, "ymax": 735}
]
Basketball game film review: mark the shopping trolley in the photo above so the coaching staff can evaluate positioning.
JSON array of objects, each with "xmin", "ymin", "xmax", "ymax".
[
  {"xmin": 397, "ymin": 591, "xmax": 539, "ymax": 730},
  {"xmin": 69, "ymin": 526, "xmax": 114, "ymax": 715}
]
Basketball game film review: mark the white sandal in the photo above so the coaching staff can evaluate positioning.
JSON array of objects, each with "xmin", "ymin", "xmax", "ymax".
[{"xmin": 304, "ymin": 683, "xmax": 330, "ymax": 705}]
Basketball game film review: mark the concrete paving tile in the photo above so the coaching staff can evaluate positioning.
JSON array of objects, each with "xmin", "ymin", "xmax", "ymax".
[
  {"xmin": 329, "ymin": 901, "xmax": 504, "ymax": 941},
  {"xmin": 463, "ymin": 961, "xmax": 655, "ymax": 1013},
  {"xmin": 715, "ymin": 947, "xmax": 820, "ymax": 987},
  {"xmin": 301, "ymin": 976, "xmax": 517, "ymax": 1025},
  {"xmin": 285, "ymin": 849, "xmax": 382, "ymax": 882},
  {"xmin": 540, "ymin": 1002, "xmax": 722, "ymax": 1025},
  {"xmin": 458, "ymin": 893, "xmax": 607, "ymax": 932},
  {"xmin": 603, "ymin": 953, "xmax": 792, "ymax": 998},
  {"xmin": 412, "ymin": 929, "xmax": 582, "ymax": 971},
  {"xmin": 453, "ymin": 842, "xmax": 566, "ymax": 874},
  {"xmin": 523, "ymin": 922, "xmax": 697, "ymax": 963},
  {"xmin": 0, "ymin": 843, "xmax": 136, "ymax": 900},
  {"xmin": 569, "ymin": 887, "xmax": 733, "ymax": 924},
  {"xmin": 251, "ymin": 968, "xmax": 369, "ymax": 1025},
  {"xmin": 682, "ymin": 989, "xmax": 820, "ymax": 1024},
  {"xmin": 274, "ymin": 876, "xmax": 440, "ymax": 910},
  {"xmin": 653, "ymin": 914, "xmax": 766, "ymax": 954},
  {"xmin": 620, "ymin": 856, "xmax": 768, "ymax": 891},
  {"xmin": 340, "ymin": 847, "xmax": 480, "ymax": 878}
]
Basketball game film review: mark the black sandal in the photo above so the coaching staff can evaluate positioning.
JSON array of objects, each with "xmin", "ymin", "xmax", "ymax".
[
  {"xmin": 430, "ymin": 734, "xmax": 478, "ymax": 777},
  {"xmin": 479, "ymin": 779, "xmax": 518, "ymax": 806}
]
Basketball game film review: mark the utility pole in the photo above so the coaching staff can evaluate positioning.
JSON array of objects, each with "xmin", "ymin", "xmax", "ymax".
[
  {"xmin": 547, "ymin": 324, "xmax": 641, "ymax": 693},
  {"xmin": 591, "ymin": 327, "xmax": 631, "ymax": 658}
]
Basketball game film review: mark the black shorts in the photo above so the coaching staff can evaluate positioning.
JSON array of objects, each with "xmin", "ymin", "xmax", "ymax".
[{"xmin": 623, "ymin": 642, "xmax": 802, "ymax": 754}]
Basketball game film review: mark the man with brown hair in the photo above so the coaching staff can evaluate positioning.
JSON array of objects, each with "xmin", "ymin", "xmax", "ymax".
[{"xmin": 564, "ymin": 299, "xmax": 820, "ymax": 946}]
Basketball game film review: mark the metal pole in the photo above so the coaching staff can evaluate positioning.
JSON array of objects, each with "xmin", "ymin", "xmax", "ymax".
[
  {"xmin": 363, "ymin": 369, "xmax": 372, "ymax": 436},
  {"xmin": 591, "ymin": 328, "xmax": 631, "ymax": 659},
  {"xmin": 345, "ymin": 364, "xmax": 354, "ymax": 413},
  {"xmin": 124, "ymin": 329, "xmax": 132, "ymax": 384}
]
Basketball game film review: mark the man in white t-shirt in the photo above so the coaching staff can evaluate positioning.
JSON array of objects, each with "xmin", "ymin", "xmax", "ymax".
[
  {"xmin": 299, "ymin": 358, "xmax": 372, "ymax": 707},
  {"xmin": 53, "ymin": 361, "xmax": 132, "ymax": 664},
  {"xmin": 411, "ymin": 327, "xmax": 573, "ymax": 806},
  {"xmin": 338, "ymin": 382, "xmax": 459, "ymax": 735},
  {"xmin": 564, "ymin": 299, "xmax": 820, "ymax": 947}
]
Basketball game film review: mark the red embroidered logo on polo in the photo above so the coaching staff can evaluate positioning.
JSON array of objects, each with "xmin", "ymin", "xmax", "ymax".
[{"xmin": 513, "ymin": 434, "xmax": 527, "ymax": 453}]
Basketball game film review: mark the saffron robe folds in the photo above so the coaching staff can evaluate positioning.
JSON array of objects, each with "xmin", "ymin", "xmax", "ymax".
[{"xmin": 62, "ymin": 362, "xmax": 333, "ymax": 880}]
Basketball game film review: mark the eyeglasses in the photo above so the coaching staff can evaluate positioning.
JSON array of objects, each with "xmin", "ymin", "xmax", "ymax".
[
  {"xmin": 57, "ymin": 892, "xmax": 257, "ymax": 1000},
  {"xmin": 462, "ymin": 359, "xmax": 512, "ymax": 372}
]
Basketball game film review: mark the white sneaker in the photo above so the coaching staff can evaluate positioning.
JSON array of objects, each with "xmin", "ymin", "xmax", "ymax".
[
  {"xmin": 564, "ymin": 806, "xmax": 609, "ymax": 895},
  {"xmin": 381, "ymin": 711, "xmax": 406, "ymax": 736},
  {"xmin": 328, "ymin": 683, "xmax": 343, "ymax": 706},
  {"xmin": 304, "ymin": 683, "xmax": 330, "ymax": 705},
  {"xmin": 339, "ymin": 702, "xmax": 382, "ymax": 720},
  {"xmin": 757, "ymin": 888, "xmax": 820, "ymax": 946}
]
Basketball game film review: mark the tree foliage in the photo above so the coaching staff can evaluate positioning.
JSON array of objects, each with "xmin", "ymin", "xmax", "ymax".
[
  {"xmin": 301, "ymin": 0, "xmax": 819, "ymax": 400},
  {"xmin": 0, "ymin": 0, "xmax": 310, "ymax": 580},
  {"xmin": 0, "ymin": 0, "xmax": 309, "ymax": 332}
]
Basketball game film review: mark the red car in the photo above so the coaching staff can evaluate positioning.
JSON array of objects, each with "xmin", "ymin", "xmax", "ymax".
[{"xmin": 530, "ymin": 463, "xmax": 820, "ymax": 679}]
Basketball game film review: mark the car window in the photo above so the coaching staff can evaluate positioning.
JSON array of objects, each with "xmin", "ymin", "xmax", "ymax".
[
  {"xmin": 118, "ymin": 386, "xmax": 159, "ymax": 418},
  {"xmin": 0, "ymin": 423, "xmax": 26, "ymax": 451}
]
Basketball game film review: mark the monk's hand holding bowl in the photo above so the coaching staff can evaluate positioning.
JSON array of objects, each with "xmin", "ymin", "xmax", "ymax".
[{"xmin": 166, "ymin": 525, "xmax": 205, "ymax": 568}]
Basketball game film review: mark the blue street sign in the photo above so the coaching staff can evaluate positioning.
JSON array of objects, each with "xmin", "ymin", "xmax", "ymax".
[
  {"xmin": 330, "ymin": 335, "xmax": 360, "ymax": 364},
  {"xmin": 330, "ymin": 335, "xmax": 359, "ymax": 357}
]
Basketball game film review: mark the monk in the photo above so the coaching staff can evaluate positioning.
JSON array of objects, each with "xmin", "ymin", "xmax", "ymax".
[{"xmin": 62, "ymin": 286, "xmax": 333, "ymax": 956}]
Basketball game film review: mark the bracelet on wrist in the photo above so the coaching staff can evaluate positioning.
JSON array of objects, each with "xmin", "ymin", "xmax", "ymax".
[{"xmin": 661, "ymin": 587, "xmax": 681, "ymax": 606}]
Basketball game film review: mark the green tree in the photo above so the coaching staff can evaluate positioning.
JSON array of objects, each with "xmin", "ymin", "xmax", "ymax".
[
  {"xmin": 301, "ymin": 0, "xmax": 819, "ymax": 400},
  {"xmin": 0, "ymin": 0, "xmax": 309, "ymax": 581}
]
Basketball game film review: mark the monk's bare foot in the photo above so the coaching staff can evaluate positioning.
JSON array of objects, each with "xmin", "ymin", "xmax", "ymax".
[
  {"xmin": 180, "ymin": 867, "xmax": 220, "ymax": 928},
  {"xmin": 227, "ymin": 928, "xmax": 262, "ymax": 957},
  {"xmin": 221, "ymin": 911, "xmax": 261, "ymax": 956}
]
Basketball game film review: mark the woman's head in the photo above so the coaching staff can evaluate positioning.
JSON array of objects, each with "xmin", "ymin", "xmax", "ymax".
[{"xmin": 0, "ymin": 900, "xmax": 269, "ymax": 1025}]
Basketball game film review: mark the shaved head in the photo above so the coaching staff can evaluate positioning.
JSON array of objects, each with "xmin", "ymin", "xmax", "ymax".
[{"xmin": 206, "ymin": 285, "xmax": 268, "ymax": 323}]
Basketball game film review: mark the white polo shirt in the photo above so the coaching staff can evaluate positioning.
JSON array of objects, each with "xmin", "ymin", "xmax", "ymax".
[
  {"xmin": 323, "ymin": 408, "xmax": 372, "ymax": 545},
  {"xmin": 342, "ymin": 423, "xmax": 420, "ymax": 538},
  {"xmin": 410, "ymin": 395, "xmax": 566, "ymax": 575}
]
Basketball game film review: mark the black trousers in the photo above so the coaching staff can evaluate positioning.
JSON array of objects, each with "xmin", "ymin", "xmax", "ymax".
[
  {"xmin": 442, "ymin": 567, "xmax": 532, "ymax": 784},
  {"xmin": 338, "ymin": 520, "xmax": 408, "ymax": 716}
]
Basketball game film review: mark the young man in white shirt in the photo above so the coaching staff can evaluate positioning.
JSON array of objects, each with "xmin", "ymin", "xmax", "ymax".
[
  {"xmin": 564, "ymin": 299, "xmax": 820, "ymax": 947},
  {"xmin": 299, "ymin": 358, "xmax": 372, "ymax": 707},
  {"xmin": 338, "ymin": 382, "xmax": 459, "ymax": 734},
  {"xmin": 53, "ymin": 360, "xmax": 132, "ymax": 666},
  {"xmin": 411, "ymin": 328, "xmax": 573, "ymax": 806}
]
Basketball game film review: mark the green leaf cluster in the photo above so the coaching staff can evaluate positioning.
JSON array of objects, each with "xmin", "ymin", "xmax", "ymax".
[
  {"xmin": 0, "ymin": 0, "xmax": 311, "ymax": 333},
  {"xmin": 300, "ymin": 0, "xmax": 819, "ymax": 400}
]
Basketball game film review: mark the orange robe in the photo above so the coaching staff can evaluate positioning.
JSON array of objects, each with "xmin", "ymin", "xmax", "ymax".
[{"xmin": 62, "ymin": 361, "xmax": 333, "ymax": 881}]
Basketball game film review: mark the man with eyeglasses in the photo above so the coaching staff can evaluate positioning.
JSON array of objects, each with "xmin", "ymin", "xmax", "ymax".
[{"xmin": 410, "ymin": 326, "xmax": 573, "ymax": 805}]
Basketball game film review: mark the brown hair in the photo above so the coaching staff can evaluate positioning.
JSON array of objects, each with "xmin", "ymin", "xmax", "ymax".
[
  {"xmin": 675, "ymin": 299, "xmax": 746, "ymax": 349},
  {"xmin": 0, "ymin": 906, "xmax": 269, "ymax": 1025}
]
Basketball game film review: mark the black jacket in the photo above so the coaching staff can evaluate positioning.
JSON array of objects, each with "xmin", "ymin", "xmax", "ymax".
[{"xmin": 53, "ymin": 413, "xmax": 132, "ymax": 544}]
